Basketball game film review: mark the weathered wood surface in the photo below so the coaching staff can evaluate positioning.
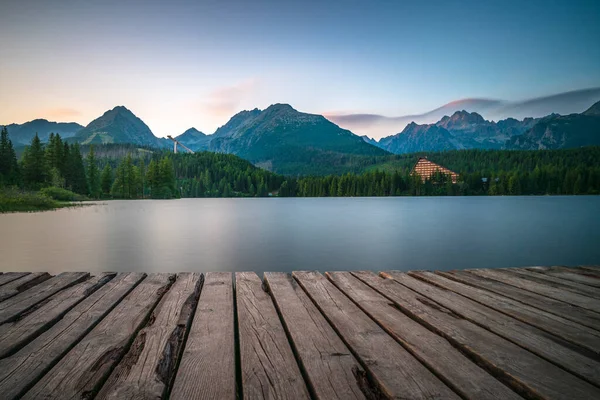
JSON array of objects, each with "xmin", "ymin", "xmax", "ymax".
[
  {"xmin": 2, "ymin": 266, "xmax": 599, "ymax": 400},
  {"xmin": 437, "ymin": 270, "xmax": 600, "ymax": 331},
  {"xmin": 0, "ymin": 272, "xmax": 51, "ymax": 302},
  {"xmin": 385, "ymin": 271, "xmax": 600, "ymax": 387},
  {"xmin": 471, "ymin": 268, "xmax": 600, "ymax": 312},
  {"xmin": 0, "ymin": 272, "xmax": 146, "ymax": 400},
  {"xmin": 22, "ymin": 273, "xmax": 173, "ymax": 400},
  {"xmin": 294, "ymin": 271, "xmax": 459, "ymax": 400},
  {"xmin": 411, "ymin": 271, "xmax": 600, "ymax": 354},
  {"xmin": 0, "ymin": 272, "xmax": 30, "ymax": 287},
  {"xmin": 527, "ymin": 266, "xmax": 600, "ymax": 288},
  {"xmin": 0, "ymin": 273, "xmax": 115, "ymax": 358},
  {"xmin": 170, "ymin": 272, "xmax": 236, "ymax": 400},
  {"xmin": 237, "ymin": 272, "xmax": 310, "ymax": 400},
  {"xmin": 509, "ymin": 268, "xmax": 600, "ymax": 299},
  {"xmin": 326, "ymin": 271, "xmax": 521, "ymax": 400},
  {"xmin": 264, "ymin": 272, "xmax": 366, "ymax": 400},
  {"xmin": 96, "ymin": 273, "xmax": 202, "ymax": 400},
  {"xmin": 354, "ymin": 271, "xmax": 600, "ymax": 400},
  {"xmin": 0, "ymin": 272, "xmax": 89, "ymax": 324}
]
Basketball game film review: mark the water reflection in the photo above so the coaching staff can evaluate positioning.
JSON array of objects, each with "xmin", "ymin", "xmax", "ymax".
[{"xmin": 0, "ymin": 197, "xmax": 599, "ymax": 275}]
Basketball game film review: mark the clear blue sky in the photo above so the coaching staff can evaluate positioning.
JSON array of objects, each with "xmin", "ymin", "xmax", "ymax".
[{"xmin": 1, "ymin": 0, "xmax": 599, "ymax": 137}]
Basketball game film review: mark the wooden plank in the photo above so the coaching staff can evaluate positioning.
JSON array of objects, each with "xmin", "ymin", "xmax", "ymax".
[
  {"xmin": 508, "ymin": 268, "xmax": 600, "ymax": 299},
  {"xmin": 326, "ymin": 271, "xmax": 521, "ymax": 400},
  {"xmin": 579, "ymin": 265, "xmax": 600, "ymax": 274},
  {"xmin": 526, "ymin": 266, "xmax": 600, "ymax": 288},
  {"xmin": 384, "ymin": 271, "xmax": 600, "ymax": 387},
  {"xmin": 264, "ymin": 272, "xmax": 366, "ymax": 400},
  {"xmin": 470, "ymin": 268, "xmax": 600, "ymax": 313},
  {"xmin": 170, "ymin": 272, "xmax": 236, "ymax": 400},
  {"xmin": 411, "ymin": 271, "xmax": 600, "ymax": 355},
  {"xmin": 0, "ymin": 273, "xmax": 116, "ymax": 358},
  {"xmin": 438, "ymin": 270, "xmax": 600, "ymax": 331},
  {"xmin": 22, "ymin": 273, "xmax": 173, "ymax": 400},
  {"xmin": 0, "ymin": 272, "xmax": 89, "ymax": 324},
  {"xmin": 236, "ymin": 272, "xmax": 310, "ymax": 400},
  {"xmin": 352, "ymin": 270, "xmax": 600, "ymax": 400},
  {"xmin": 293, "ymin": 271, "xmax": 459, "ymax": 400},
  {"xmin": 0, "ymin": 272, "xmax": 30, "ymax": 287},
  {"xmin": 0, "ymin": 272, "xmax": 146, "ymax": 400},
  {"xmin": 0, "ymin": 272, "xmax": 51, "ymax": 302},
  {"xmin": 96, "ymin": 273, "xmax": 202, "ymax": 400}
]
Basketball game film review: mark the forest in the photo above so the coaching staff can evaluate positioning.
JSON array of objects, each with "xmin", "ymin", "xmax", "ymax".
[{"xmin": 2, "ymin": 127, "xmax": 600, "ymax": 210}]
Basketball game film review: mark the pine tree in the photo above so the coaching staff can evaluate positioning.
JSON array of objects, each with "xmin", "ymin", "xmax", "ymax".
[
  {"xmin": 21, "ymin": 134, "xmax": 47, "ymax": 189},
  {"xmin": 67, "ymin": 144, "xmax": 88, "ymax": 195},
  {"xmin": 100, "ymin": 164, "xmax": 113, "ymax": 197},
  {"xmin": 87, "ymin": 145, "xmax": 101, "ymax": 198},
  {"xmin": 0, "ymin": 126, "xmax": 20, "ymax": 186}
]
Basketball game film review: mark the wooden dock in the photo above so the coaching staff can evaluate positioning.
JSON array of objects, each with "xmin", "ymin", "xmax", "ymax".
[{"xmin": 0, "ymin": 266, "xmax": 599, "ymax": 399}]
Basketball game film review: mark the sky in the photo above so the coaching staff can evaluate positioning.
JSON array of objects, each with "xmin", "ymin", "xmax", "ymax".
[{"xmin": 1, "ymin": 0, "xmax": 599, "ymax": 139}]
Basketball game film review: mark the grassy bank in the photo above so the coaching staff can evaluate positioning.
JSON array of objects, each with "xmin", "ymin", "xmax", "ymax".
[{"xmin": 0, "ymin": 187, "xmax": 86, "ymax": 213}]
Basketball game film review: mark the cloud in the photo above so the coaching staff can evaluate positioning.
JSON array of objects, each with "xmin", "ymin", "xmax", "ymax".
[
  {"xmin": 325, "ymin": 88, "xmax": 600, "ymax": 139},
  {"xmin": 198, "ymin": 79, "xmax": 259, "ymax": 117},
  {"xmin": 44, "ymin": 107, "xmax": 83, "ymax": 119}
]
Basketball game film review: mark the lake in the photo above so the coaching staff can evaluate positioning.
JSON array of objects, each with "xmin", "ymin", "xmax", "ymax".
[{"xmin": 0, "ymin": 197, "xmax": 599, "ymax": 275}]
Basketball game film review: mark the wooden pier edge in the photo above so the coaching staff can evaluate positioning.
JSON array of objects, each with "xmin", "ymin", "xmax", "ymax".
[{"xmin": 0, "ymin": 265, "xmax": 597, "ymax": 400}]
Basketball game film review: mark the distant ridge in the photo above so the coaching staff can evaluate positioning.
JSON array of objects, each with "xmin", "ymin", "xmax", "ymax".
[{"xmin": 5, "ymin": 119, "xmax": 84, "ymax": 145}]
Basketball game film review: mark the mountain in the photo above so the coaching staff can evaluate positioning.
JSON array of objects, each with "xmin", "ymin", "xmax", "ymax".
[
  {"xmin": 4, "ymin": 119, "xmax": 84, "ymax": 145},
  {"xmin": 360, "ymin": 135, "xmax": 379, "ymax": 147},
  {"xmin": 175, "ymin": 128, "xmax": 211, "ymax": 150},
  {"xmin": 203, "ymin": 104, "xmax": 388, "ymax": 174},
  {"xmin": 436, "ymin": 110, "xmax": 538, "ymax": 149},
  {"xmin": 378, "ymin": 123, "xmax": 460, "ymax": 154},
  {"xmin": 508, "ymin": 101, "xmax": 600, "ymax": 150},
  {"xmin": 72, "ymin": 106, "xmax": 165, "ymax": 147},
  {"xmin": 376, "ymin": 110, "xmax": 539, "ymax": 154}
]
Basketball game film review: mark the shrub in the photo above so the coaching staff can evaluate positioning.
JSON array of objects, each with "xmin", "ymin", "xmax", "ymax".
[
  {"xmin": 0, "ymin": 188, "xmax": 61, "ymax": 213},
  {"xmin": 39, "ymin": 187, "xmax": 87, "ymax": 202}
]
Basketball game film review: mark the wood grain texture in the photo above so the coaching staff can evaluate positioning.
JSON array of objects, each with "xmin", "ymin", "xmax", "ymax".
[
  {"xmin": 0, "ymin": 273, "xmax": 116, "ymax": 358},
  {"xmin": 0, "ymin": 272, "xmax": 30, "ymax": 287},
  {"xmin": 0, "ymin": 272, "xmax": 51, "ymax": 302},
  {"xmin": 96, "ymin": 273, "xmax": 203, "ymax": 400},
  {"xmin": 0, "ymin": 272, "xmax": 146, "ymax": 400},
  {"xmin": 470, "ymin": 268, "xmax": 600, "ymax": 312},
  {"xmin": 170, "ymin": 272, "xmax": 236, "ymax": 400},
  {"xmin": 385, "ymin": 271, "xmax": 600, "ymax": 387},
  {"xmin": 437, "ymin": 270, "xmax": 600, "ymax": 331},
  {"xmin": 508, "ymin": 268, "xmax": 600, "ymax": 299},
  {"xmin": 264, "ymin": 272, "xmax": 366, "ymax": 400},
  {"xmin": 526, "ymin": 266, "xmax": 600, "ymax": 288},
  {"xmin": 326, "ymin": 271, "xmax": 521, "ymax": 400},
  {"xmin": 0, "ymin": 272, "xmax": 89, "ymax": 324},
  {"xmin": 236, "ymin": 272, "xmax": 310, "ymax": 400},
  {"xmin": 293, "ymin": 271, "xmax": 459, "ymax": 400},
  {"xmin": 411, "ymin": 271, "xmax": 600, "ymax": 354},
  {"xmin": 22, "ymin": 273, "xmax": 173, "ymax": 400},
  {"xmin": 353, "ymin": 271, "xmax": 600, "ymax": 400}
]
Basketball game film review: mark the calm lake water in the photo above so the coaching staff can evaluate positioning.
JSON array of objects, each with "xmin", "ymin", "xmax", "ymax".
[{"xmin": 1, "ymin": 197, "xmax": 599, "ymax": 275}]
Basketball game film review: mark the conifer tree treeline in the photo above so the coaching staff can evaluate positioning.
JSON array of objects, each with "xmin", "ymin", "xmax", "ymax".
[
  {"xmin": 0, "ymin": 130, "xmax": 178, "ymax": 199},
  {"xmin": 2, "ymin": 128, "xmax": 599, "ymax": 198}
]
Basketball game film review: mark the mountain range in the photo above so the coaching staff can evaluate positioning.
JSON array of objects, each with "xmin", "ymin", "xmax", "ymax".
[
  {"xmin": 327, "ymin": 87, "xmax": 600, "ymax": 139},
  {"xmin": 3, "ymin": 99, "xmax": 600, "ymax": 175},
  {"xmin": 374, "ymin": 110, "xmax": 540, "ymax": 153}
]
